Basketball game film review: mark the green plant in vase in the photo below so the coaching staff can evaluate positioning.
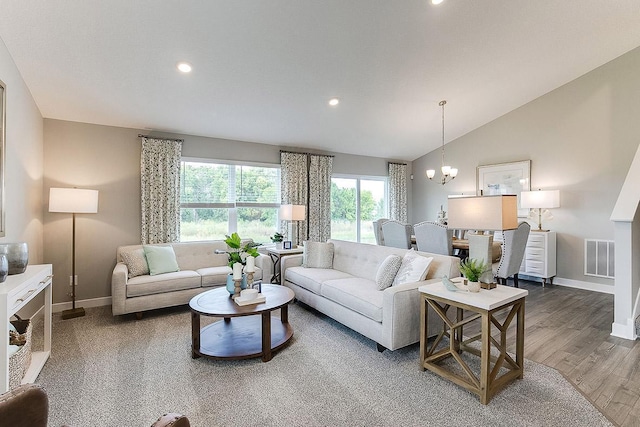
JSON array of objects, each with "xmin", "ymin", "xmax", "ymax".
[
  {"xmin": 224, "ymin": 232, "xmax": 260, "ymax": 266},
  {"xmin": 459, "ymin": 258, "xmax": 487, "ymax": 283},
  {"xmin": 270, "ymin": 232, "xmax": 284, "ymax": 244}
]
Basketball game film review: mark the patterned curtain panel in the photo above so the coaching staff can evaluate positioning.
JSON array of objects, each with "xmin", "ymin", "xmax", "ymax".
[
  {"xmin": 388, "ymin": 162, "xmax": 408, "ymax": 222},
  {"xmin": 140, "ymin": 137, "xmax": 182, "ymax": 244},
  {"xmin": 308, "ymin": 154, "xmax": 333, "ymax": 242},
  {"xmin": 280, "ymin": 151, "xmax": 308, "ymax": 246}
]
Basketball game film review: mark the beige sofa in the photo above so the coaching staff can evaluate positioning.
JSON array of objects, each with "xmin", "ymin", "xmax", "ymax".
[
  {"xmin": 112, "ymin": 240, "xmax": 271, "ymax": 317},
  {"xmin": 281, "ymin": 239, "xmax": 460, "ymax": 351}
]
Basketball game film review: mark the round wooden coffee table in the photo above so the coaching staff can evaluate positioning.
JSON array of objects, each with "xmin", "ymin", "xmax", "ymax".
[{"xmin": 189, "ymin": 284, "xmax": 295, "ymax": 362}]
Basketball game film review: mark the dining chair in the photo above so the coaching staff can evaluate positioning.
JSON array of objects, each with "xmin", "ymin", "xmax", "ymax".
[
  {"xmin": 413, "ymin": 221, "xmax": 453, "ymax": 255},
  {"xmin": 381, "ymin": 220, "xmax": 413, "ymax": 249},
  {"xmin": 372, "ymin": 218, "xmax": 389, "ymax": 245},
  {"xmin": 492, "ymin": 222, "xmax": 531, "ymax": 287}
]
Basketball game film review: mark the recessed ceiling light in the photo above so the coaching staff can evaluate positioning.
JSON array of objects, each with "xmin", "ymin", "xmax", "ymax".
[
  {"xmin": 177, "ymin": 62, "xmax": 192, "ymax": 73},
  {"xmin": 432, "ymin": 0, "xmax": 444, "ymax": 4},
  {"xmin": 329, "ymin": 98, "xmax": 340, "ymax": 107}
]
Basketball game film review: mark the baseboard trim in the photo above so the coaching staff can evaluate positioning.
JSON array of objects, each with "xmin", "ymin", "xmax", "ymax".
[
  {"xmin": 551, "ymin": 277, "xmax": 614, "ymax": 294},
  {"xmin": 53, "ymin": 296, "xmax": 112, "ymax": 313}
]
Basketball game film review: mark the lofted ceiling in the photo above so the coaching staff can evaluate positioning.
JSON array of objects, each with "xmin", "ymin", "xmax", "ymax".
[{"xmin": 1, "ymin": 1, "xmax": 640, "ymax": 161}]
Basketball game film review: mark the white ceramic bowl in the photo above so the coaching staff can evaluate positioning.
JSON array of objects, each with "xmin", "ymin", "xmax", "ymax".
[{"xmin": 240, "ymin": 288, "xmax": 258, "ymax": 300}]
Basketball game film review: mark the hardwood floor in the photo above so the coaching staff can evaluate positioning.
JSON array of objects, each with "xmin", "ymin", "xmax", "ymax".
[{"xmin": 472, "ymin": 280, "xmax": 640, "ymax": 426}]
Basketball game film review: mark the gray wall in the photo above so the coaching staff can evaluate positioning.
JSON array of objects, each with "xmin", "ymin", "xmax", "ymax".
[
  {"xmin": 413, "ymin": 45, "xmax": 640, "ymax": 289},
  {"xmin": 43, "ymin": 120, "xmax": 411, "ymax": 305}
]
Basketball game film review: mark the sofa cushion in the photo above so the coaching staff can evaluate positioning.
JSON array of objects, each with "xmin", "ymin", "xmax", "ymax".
[
  {"xmin": 120, "ymin": 247, "xmax": 149, "ymax": 279},
  {"xmin": 197, "ymin": 266, "xmax": 232, "ymax": 287},
  {"xmin": 376, "ymin": 254, "xmax": 402, "ymax": 290},
  {"xmin": 285, "ymin": 266, "xmax": 352, "ymax": 295},
  {"xmin": 302, "ymin": 241, "xmax": 334, "ymax": 268},
  {"xmin": 126, "ymin": 271, "xmax": 201, "ymax": 297},
  {"xmin": 143, "ymin": 245, "xmax": 180, "ymax": 276},
  {"xmin": 393, "ymin": 250, "xmax": 433, "ymax": 286},
  {"xmin": 321, "ymin": 278, "xmax": 383, "ymax": 322}
]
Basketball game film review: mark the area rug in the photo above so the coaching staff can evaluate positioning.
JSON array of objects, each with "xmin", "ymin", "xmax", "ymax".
[{"xmin": 33, "ymin": 303, "xmax": 612, "ymax": 427}]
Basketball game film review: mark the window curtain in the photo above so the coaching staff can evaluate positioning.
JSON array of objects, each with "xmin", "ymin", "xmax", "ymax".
[
  {"xmin": 308, "ymin": 154, "xmax": 333, "ymax": 242},
  {"xmin": 280, "ymin": 152, "xmax": 308, "ymax": 246},
  {"xmin": 140, "ymin": 137, "xmax": 183, "ymax": 244},
  {"xmin": 388, "ymin": 162, "xmax": 408, "ymax": 222}
]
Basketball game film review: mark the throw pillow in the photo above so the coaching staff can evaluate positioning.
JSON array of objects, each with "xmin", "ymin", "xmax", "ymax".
[
  {"xmin": 376, "ymin": 254, "xmax": 402, "ymax": 290},
  {"xmin": 143, "ymin": 245, "xmax": 180, "ymax": 276},
  {"xmin": 120, "ymin": 248, "xmax": 150, "ymax": 279},
  {"xmin": 302, "ymin": 241, "xmax": 334, "ymax": 268},
  {"xmin": 393, "ymin": 250, "xmax": 433, "ymax": 286}
]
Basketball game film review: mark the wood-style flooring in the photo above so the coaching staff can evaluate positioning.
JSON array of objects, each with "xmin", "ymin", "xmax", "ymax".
[{"xmin": 472, "ymin": 280, "xmax": 639, "ymax": 426}]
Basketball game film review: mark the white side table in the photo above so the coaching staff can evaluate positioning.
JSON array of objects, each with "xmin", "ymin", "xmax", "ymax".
[
  {"xmin": 419, "ymin": 282, "xmax": 528, "ymax": 404},
  {"xmin": 266, "ymin": 247, "xmax": 304, "ymax": 284},
  {"xmin": 0, "ymin": 264, "xmax": 53, "ymax": 393}
]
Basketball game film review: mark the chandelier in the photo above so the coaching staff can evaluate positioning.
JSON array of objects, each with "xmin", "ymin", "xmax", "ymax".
[{"xmin": 426, "ymin": 100, "xmax": 458, "ymax": 185}]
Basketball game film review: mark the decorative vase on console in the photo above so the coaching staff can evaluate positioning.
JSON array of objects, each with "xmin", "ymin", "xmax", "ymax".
[
  {"xmin": 0, "ymin": 254, "xmax": 8, "ymax": 283},
  {"xmin": 0, "ymin": 242, "xmax": 29, "ymax": 275}
]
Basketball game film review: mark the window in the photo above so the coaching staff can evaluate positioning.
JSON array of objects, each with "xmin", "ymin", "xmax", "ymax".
[
  {"xmin": 331, "ymin": 176, "xmax": 387, "ymax": 243},
  {"xmin": 180, "ymin": 159, "xmax": 281, "ymax": 243}
]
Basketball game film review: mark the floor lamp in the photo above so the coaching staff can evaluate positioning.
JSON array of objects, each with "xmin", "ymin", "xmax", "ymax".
[{"xmin": 49, "ymin": 187, "xmax": 99, "ymax": 319}]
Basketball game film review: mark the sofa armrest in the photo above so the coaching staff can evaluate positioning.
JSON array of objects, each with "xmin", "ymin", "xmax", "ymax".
[
  {"xmin": 280, "ymin": 254, "xmax": 303, "ymax": 285},
  {"xmin": 111, "ymin": 262, "xmax": 129, "ymax": 315},
  {"xmin": 381, "ymin": 278, "xmax": 441, "ymax": 350},
  {"xmin": 255, "ymin": 254, "xmax": 272, "ymax": 284}
]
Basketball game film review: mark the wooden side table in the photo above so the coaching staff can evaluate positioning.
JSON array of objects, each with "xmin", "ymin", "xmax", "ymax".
[
  {"xmin": 266, "ymin": 247, "xmax": 304, "ymax": 284},
  {"xmin": 418, "ymin": 282, "xmax": 528, "ymax": 404}
]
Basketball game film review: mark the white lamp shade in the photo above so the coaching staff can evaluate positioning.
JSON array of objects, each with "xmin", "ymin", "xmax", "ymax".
[
  {"xmin": 447, "ymin": 195, "xmax": 518, "ymax": 231},
  {"xmin": 279, "ymin": 204, "xmax": 306, "ymax": 221},
  {"xmin": 49, "ymin": 188, "xmax": 99, "ymax": 213},
  {"xmin": 520, "ymin": 190, "xmax": 560, "ymax": 209}
]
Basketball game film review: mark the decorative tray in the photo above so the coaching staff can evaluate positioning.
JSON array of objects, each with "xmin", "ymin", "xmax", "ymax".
[{"xmin": 234, "ymin": 294, "xmax": 266, "ymax": 306}]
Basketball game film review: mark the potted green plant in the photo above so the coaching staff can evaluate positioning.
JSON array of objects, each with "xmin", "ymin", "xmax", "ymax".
[
  {"xmin": 270, "ymin": 231, "xmax": 284, "ymax": 248},
  {"xmin": 223, "ymin": 233, "xmax": 261, "ymax": 295},
  {"xmin": 459, "ymin": 258, "xmax": 487, "ymax": 292}
]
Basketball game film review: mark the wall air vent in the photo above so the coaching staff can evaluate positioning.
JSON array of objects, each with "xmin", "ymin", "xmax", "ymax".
[{"xmin": 584, "ymin": 239, "xmax": 614, "ymax": 279}]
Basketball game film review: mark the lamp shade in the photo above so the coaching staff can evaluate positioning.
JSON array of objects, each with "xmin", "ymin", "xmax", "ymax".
[
  {"xmin": 520, "ymin": 190, "xmax": 560, "ymax": 209},
  {"xmin": 49, "ymin": 188, "xmax": 99, "ymax": 213},
  {"xmin": 447, "ymin": 195, "xmax": 518, "ymax": 231},
  {"xmin": 279, "ymin": 204, "xmax": 306, "ymax": 221}
]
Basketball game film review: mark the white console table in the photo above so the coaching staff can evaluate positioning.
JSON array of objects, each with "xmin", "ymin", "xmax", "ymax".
[
  {"xmin": 0, "ymin": 264, "xmax": 53, "ymax": 393},
  {"xmin": 519, "ymin": 231, "xmax": 557, "ymax": 286}
]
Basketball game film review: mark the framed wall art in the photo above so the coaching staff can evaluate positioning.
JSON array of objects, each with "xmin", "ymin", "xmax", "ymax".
[{"xmin": 477, "ymin": 160, "xmax": 531, "ymax": 217}]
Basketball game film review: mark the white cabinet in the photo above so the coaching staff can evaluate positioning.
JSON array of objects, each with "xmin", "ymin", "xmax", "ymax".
[
  {"xmin": 0, "ymin": 264, "xmax": 53, "ymax": 393},
  {"xmin": 519, "ymin": 231, "xmax": 556, "ymax": 286}
]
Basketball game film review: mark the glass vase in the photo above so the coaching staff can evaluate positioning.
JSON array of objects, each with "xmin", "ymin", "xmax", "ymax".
[
  {"xmin": 0, "ymin": 242, "xmax": 28, "ymax": 275},
  {"xmin": 225, "ymin": 273, "xmax": 248, "ymax": 295}
]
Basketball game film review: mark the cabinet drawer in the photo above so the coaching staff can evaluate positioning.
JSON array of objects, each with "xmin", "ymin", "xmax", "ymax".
[
  {"xmin": 527, "ymin": 234, "xmax": 546, "ymax": 248},
  {"xmin": 9, "ymin": 272, "xmax": 52, "ymax": 313},
  {"xmin": 526, "ymin": 247, "xmax": 546, "ymax": 260},
  {"xmin": 525, "ymin": 260, "xmax": 545, "ymax": 275}
]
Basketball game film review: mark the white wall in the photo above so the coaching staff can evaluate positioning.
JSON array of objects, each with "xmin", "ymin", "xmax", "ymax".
[
  {"xmin": 412, "ymin": 45, "xmax": 640, "ymax": 290},
  {"xmin": 0, "ymin": 38, "xmax": 44, "ymax": 261}
]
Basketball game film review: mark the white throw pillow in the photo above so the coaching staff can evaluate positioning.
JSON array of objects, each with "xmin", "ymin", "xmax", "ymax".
[
  {"xmin": 393, "ymin": 250, "xmax": 433, "ymax": 286},
  {"xmin": 302, "ymin": 241, "xmax": 334, "ymax": 268},
  {"xmin": 376, "ymin": 254, "xmax": 403, "ymax": 290},
  {"xmin": 120, "ymin": 248, "xmax": 150, "ymax": 279},
  {"xmin": 143, "ymin": 245, "xmax": 180, "ymax": 276}
]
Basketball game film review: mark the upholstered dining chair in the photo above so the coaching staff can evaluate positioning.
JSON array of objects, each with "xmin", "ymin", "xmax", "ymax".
[
  {"xmin": 381, "ymin": 220, "xmax": 413, "ymax": 249},
  {"xmin": 372, "ymin": 218, "xmax": 389, "ymax": 245},
  {"xmin": 413, "ymin": 221, "xmax": 453, "ymax": 255},
  {"xmin": 492, "ymin": 222, "xmax": 531, "ymax": 287}
]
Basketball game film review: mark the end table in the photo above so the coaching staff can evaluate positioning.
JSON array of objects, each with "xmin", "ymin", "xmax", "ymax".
[{"xmin": 266, "ymin": 247, "xmax": 304, "ymax": 284}]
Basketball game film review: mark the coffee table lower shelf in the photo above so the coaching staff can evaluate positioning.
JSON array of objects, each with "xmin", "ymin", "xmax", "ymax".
[{"xmin": 194, "ymin": 316, "xmax": 293, "ymax": 361}]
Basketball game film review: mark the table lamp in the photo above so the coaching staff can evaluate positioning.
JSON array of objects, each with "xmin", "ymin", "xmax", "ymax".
[
  {"xmin": 49, "ymin": 187, "xmax": 99, "ymax": 319},
  {"xmin": 520, "ymin": 190, "xmax": 560, "ymax": 232},
  {"xmin": 279, "ymin": 204, "xmax": 306, "ymax": 247}
]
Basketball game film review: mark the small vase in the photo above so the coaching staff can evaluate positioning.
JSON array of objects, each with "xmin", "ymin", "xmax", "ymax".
[
  {"xmin": 0, "ymin": 254, "xmax": 8, "ymax": 283},
  {"xmin": 226, "ymin": 273, "xmax": 248, "ymax": 295},
  {"xmin": 467, "ymin": 281, "xmax": 481, "ymax": 293},
  {"xmin": 0, "ymin": 242, "xmax": 28, "ymax": 275}
]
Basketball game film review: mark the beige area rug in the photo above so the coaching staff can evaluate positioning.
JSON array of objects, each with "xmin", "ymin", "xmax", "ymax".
[{"xmin": 31, "ymin": 303, "xmax": 612, "ymax": 427}]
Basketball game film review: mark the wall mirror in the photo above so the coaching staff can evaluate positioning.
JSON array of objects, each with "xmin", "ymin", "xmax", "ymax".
[{"xmin": 0, "ymin": 80, "xmax": 5, "ymax": 237}]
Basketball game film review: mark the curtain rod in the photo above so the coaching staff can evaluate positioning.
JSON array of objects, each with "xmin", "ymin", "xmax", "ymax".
[
  {"xmin": 279, "ymin": 149, "xmax": 335, "ymax": 158},
  {"xmin": 138, "ymin": 134, "xmax": 184, "ymax": 143},
  {"xmin": 388, "ymin": 161, "xmax": 407, "ymax": 166}
]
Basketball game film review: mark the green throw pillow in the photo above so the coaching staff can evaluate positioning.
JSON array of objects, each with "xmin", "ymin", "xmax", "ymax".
[{"xmin": 143, "ymin": 245, "xmax": 180, "ymax": 276}]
